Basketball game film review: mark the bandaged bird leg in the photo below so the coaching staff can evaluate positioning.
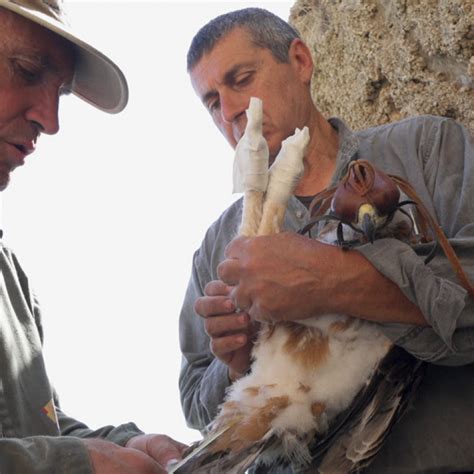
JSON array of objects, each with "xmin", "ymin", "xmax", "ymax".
[
  {"xmin": 233, "ymin": 97, "xmax": 269, "ymax": 237},
  {"xmin": 258, "ymin": 127, "xmax": 310, "ymax": 236},
  {"xmin": 209, "ymin": 127, "xmax": 311, "ymax": 457},
  {"xmin": 177, "ymin": 107, "xmax": 313, "ymax": 471}
]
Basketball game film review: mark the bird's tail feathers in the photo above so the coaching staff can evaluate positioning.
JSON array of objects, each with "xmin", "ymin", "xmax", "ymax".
[{"xmin": 299, "ymin": 346, "xmax": 425, "ymax": 473}]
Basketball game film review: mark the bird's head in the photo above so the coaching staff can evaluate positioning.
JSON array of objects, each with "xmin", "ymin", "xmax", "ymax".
[
  {"xmin": 354, "ymin": 203, "xmax": 385, "ymax": 243},
  {"xmin": 331, "ymin": 160, "xmax": 400, "ymax": 242}
]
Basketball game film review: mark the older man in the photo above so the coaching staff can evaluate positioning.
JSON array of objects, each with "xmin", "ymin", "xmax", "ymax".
[
  {"xmin": 179, "ymin": 7, "xmax": 474, "ymax": 473},
  {"xmin": 0, "ymin": 1, "xmax": 185, "ymax": 472}
]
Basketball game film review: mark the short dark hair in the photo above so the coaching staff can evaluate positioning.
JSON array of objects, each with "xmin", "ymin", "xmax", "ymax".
[{"xmin": 187, "ymin": 7, "xmax": 300, "ymax": 71}]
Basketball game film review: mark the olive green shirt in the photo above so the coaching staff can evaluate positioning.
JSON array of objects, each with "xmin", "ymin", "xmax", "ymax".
[{"xmin": 0, "ymin": 245, "xmax": 143, "ymax": 473}]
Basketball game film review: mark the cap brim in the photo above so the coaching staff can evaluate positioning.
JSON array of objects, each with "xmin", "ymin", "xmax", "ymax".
[{"xmin": 0, "ymin": 2, "xmax": 128, "ymax": 114}]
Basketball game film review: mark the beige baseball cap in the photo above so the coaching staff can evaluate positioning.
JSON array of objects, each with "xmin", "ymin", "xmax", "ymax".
[{"xmin": 0, "ymin": 0, "xmax": 128, "ymax": 114}]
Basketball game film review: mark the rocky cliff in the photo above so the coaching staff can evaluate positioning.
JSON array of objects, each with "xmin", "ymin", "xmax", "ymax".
[{"xmin": 289, "ymin": 0, "xmax": 473, "ymax": 131}]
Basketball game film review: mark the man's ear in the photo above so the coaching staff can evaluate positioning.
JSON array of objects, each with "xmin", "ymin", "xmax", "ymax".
[{"xmin": 288, "ymin": 38, "xmax": 314, "ymax": 84}]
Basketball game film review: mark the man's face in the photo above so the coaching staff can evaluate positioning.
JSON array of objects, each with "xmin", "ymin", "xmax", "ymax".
[
  {"xmin": 0, "ymin": 9, "xmax": 74, "ymax": 191},
  {"xmin": 190, "ymin": 28, "xmax": 313, "ymax": 160}
]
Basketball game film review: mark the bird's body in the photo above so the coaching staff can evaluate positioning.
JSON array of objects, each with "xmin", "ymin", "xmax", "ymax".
[
  {"xmin": 174, "ymin": 216, "xmax": 422, "ymax": 474},
  {"xmin": 216, "ymin": 310, "xmax": 392, "ymax": 464},
  {"xmin": 207, "ymin": 216, "xmax": 407, "ymax": 471},
  {"xmin": 172, "ymin": 99, "xmax": 471, "ymax": 474}
]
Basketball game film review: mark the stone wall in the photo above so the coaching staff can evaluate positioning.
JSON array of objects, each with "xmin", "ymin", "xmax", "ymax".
[{"xmin": 289, "ymin": 0, "xmax": 473, "ymax": 132}]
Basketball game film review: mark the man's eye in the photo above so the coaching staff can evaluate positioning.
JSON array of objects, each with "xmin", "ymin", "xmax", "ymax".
[
  {"xmin": 208, "ymin": 99, "xmax": 220, "ymax": 113},
  {"xmin": 13, "ymin": 60, "xmax": 42, "ymax": 84},
  {"xmin": 235, "ymin": 73, "xmax": 253, "ymax": 87}
]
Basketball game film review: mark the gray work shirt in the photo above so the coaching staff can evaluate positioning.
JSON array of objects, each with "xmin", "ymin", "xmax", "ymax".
[
  {"xmin": 179, "ymin": 115, "xmax": 474, "ymax": 473},
  {"xmin": 0, "ymin": 244, "xmax": 143, "ymax": 473}
]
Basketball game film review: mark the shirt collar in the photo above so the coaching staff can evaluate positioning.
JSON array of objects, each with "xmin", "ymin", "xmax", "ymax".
[
  {"xmin": 289, "ymin": 117, "xmax": 361, "ymax": 214},
  {"xmin": 328, "ymin": 117, "xmax": 360, "ymax": 186}
]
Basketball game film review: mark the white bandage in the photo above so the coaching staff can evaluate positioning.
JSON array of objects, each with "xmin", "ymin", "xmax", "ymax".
[
  {"xmin": 265, "ymin": 127, "xmax": 310, "ymax": 204},
  {"xmin": 232, "ymin": 97, "xmax": 269, "ymax": 194}
]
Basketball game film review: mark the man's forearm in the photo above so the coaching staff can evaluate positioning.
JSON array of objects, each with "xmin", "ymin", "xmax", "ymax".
[
  {"xmin": 221, "ymin": 233, "xmax": 428, "ymax": 325},
  {"xmin": 0, "ymin": 436, "xmax": 93, "ymax": 474},
  {"xmin": 328, "ymin": 246, "xmax": 428, "ymax": 326}
]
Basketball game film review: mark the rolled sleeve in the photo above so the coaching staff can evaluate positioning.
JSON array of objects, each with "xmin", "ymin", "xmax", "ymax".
[{"xmin": 358, "ymin": 238, "xmax": 473, "ymax": 364}]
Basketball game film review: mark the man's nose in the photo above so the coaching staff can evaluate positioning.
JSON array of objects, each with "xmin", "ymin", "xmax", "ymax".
[
  {"xmin": 24, "ymin": 87, "xmax": 61, "ymax": 135},
  {"xmin": 220, "ymin": 92, "xmax": 247, "ymax": 125}
]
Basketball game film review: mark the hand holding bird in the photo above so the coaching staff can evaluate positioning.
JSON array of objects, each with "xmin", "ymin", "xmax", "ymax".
[
  {"xmin": 220, "ymin": 232, "xmax": 349, "ymax": 322},
  {"xmin": 172, "ymin": 99, "xmax": 472, "ymax": 473}
]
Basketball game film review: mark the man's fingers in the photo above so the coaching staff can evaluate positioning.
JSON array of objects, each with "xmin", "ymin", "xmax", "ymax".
[
  {"xmin": 229, "ymin": 285, "xmax": 253, "ymax": 315},
  {"xmin": 217, "ymin": 258, "xmax": 241, "ymax": 285},
  {"xmin": 223, "ymin": 235, "xmax": 247, "ymax": 258},
  {"xmin": 210, "ymin": 333, "xmax": 248, "ymax": 360},
  {"xmin": 204, "ymin": 313, "xmax": 250, "ymax": 338},
  {"xmin": 84, "ymin": 438, "xmax": 163, "ymax": 474},
  {"xmin": 194, "ymin": 295, "xmax": 235, "ymax": 318},
  {"xmin": 146, "ymin": 435, "xmax": 187, "ymax": 469},
  {"xmin": 126, "ymin": 434, "xmax": 187, "ymax": 472},
  {"xmin": 204, "ymin": 280, "xmax": 232, "ymax": 297}
]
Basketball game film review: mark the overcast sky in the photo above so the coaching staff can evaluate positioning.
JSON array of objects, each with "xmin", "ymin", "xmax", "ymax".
[{"xmin": 2, "ymin": 1, "xmax": 292, "ymax": 444}]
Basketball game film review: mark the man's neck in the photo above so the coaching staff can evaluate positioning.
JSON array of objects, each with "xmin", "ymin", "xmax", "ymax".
[{"xmin": 295, "ymin": 111, "xmax": 339, "ymax": 197}]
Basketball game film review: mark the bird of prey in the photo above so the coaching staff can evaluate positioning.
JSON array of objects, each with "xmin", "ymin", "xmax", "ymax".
[{"xmin": 170, "ymin": 98, "xmax": 473, "ymax": 474}]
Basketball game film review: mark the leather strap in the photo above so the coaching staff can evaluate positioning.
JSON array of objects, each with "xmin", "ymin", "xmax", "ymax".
[{"xmin": 389, "ymin": 174, "xmax": 474, "ymax": 298}]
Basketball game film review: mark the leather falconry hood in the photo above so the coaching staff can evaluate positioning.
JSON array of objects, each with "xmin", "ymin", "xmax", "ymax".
[{"xmin": 331, "ymin": 160, "xmax": 400, "ymax": 225}]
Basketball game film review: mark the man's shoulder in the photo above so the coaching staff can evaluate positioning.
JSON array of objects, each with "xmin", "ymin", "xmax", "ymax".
[
  {"xmin": 200, "ymin": 197, "xmax": 243, "ymax": 248},
  {"xmin": 354, "ymin": 115, "xmax": 469, "ymax": 158},
  {"xmin": 208, "ymin": 197, "xmax": 242, "ymax": 230},
  {"xmin": 356, "ymin": 114, "xmax": 460, "ymax": 141},
  {"xmin": 354, "ymin": 115, "xmax": 463, "ymax": 139}
]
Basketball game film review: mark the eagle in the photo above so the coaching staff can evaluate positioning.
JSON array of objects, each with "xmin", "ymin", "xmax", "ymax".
[{"xmin": 170, "ymin": 98, "xmax": 473, "ymax": 474}]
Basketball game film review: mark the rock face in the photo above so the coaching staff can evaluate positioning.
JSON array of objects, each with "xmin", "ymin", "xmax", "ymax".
[{"xmin": 289, "ymin": 0, "xmax": 473, "ymax": 132}]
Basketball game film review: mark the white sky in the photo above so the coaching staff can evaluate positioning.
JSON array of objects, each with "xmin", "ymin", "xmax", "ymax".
[{"xmin": 2, "ymin": 1, "xmax": 292, "ymax": 444}]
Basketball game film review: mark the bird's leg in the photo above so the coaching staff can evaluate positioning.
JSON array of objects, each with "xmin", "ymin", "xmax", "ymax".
[
  {"xmin": 233, "ymin": 97, "xmax": 269, "ymax": 238},
  {"xmin": 210, "ymin": 98, "xmax": 272, "ymax": 452},
  {"xmin": 257, "ymin": 127, "xmax": 310, "ymax": 236},
  {"xmin": 202, "ymin": 109, "xmax": 311, "ymax": 467},
  {"xmin": 240, "ymin": 190, "xmax": 265, "ymax": 237},
  {"xmin": 257, "ymin": 199, "xmax": 287, "ymax": 236}
]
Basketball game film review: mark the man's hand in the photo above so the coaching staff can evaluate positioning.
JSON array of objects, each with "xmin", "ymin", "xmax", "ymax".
[
  {"xmin": 83, "ymin": 436, "xmax": 183, "ymax": 474},
  {"xmin": 218, "ymin": 232, "xmax": 427, "ymax": 326},
  {"xmin": 125, "ymin": 434, "xmax": 187, "ymax": 469},
  {"xmin": 194, "ymin": 280, "xmax": 259, "ymax": 381},
  {"xmin": 218, "ymin": 232, "xmax": 343, "ymax": 322}
]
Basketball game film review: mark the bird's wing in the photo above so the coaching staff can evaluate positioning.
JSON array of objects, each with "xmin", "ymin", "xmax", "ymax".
[
  {"xmin": 297, "ymin": 346, "xmax": 425, "ymax": 473},
  {"xmin": 170, "ymin": 427, "xmax": 277, "ymax": 474}
]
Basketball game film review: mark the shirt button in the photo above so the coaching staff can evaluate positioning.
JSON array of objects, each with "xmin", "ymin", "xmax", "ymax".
[{"xmin": 296, "ymin": 211, "xmax": 304, "ymax": 219}]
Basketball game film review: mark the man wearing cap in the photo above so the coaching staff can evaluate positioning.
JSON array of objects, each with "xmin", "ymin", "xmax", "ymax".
[{"xmin": 0, "ymin": 1, "xmax": 185, "ymax": 472}]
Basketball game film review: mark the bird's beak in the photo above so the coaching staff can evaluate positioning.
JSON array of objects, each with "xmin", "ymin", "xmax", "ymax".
[{"xmin": 361, "ymin": 212, "xmax": 376, "ymax": 243}]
